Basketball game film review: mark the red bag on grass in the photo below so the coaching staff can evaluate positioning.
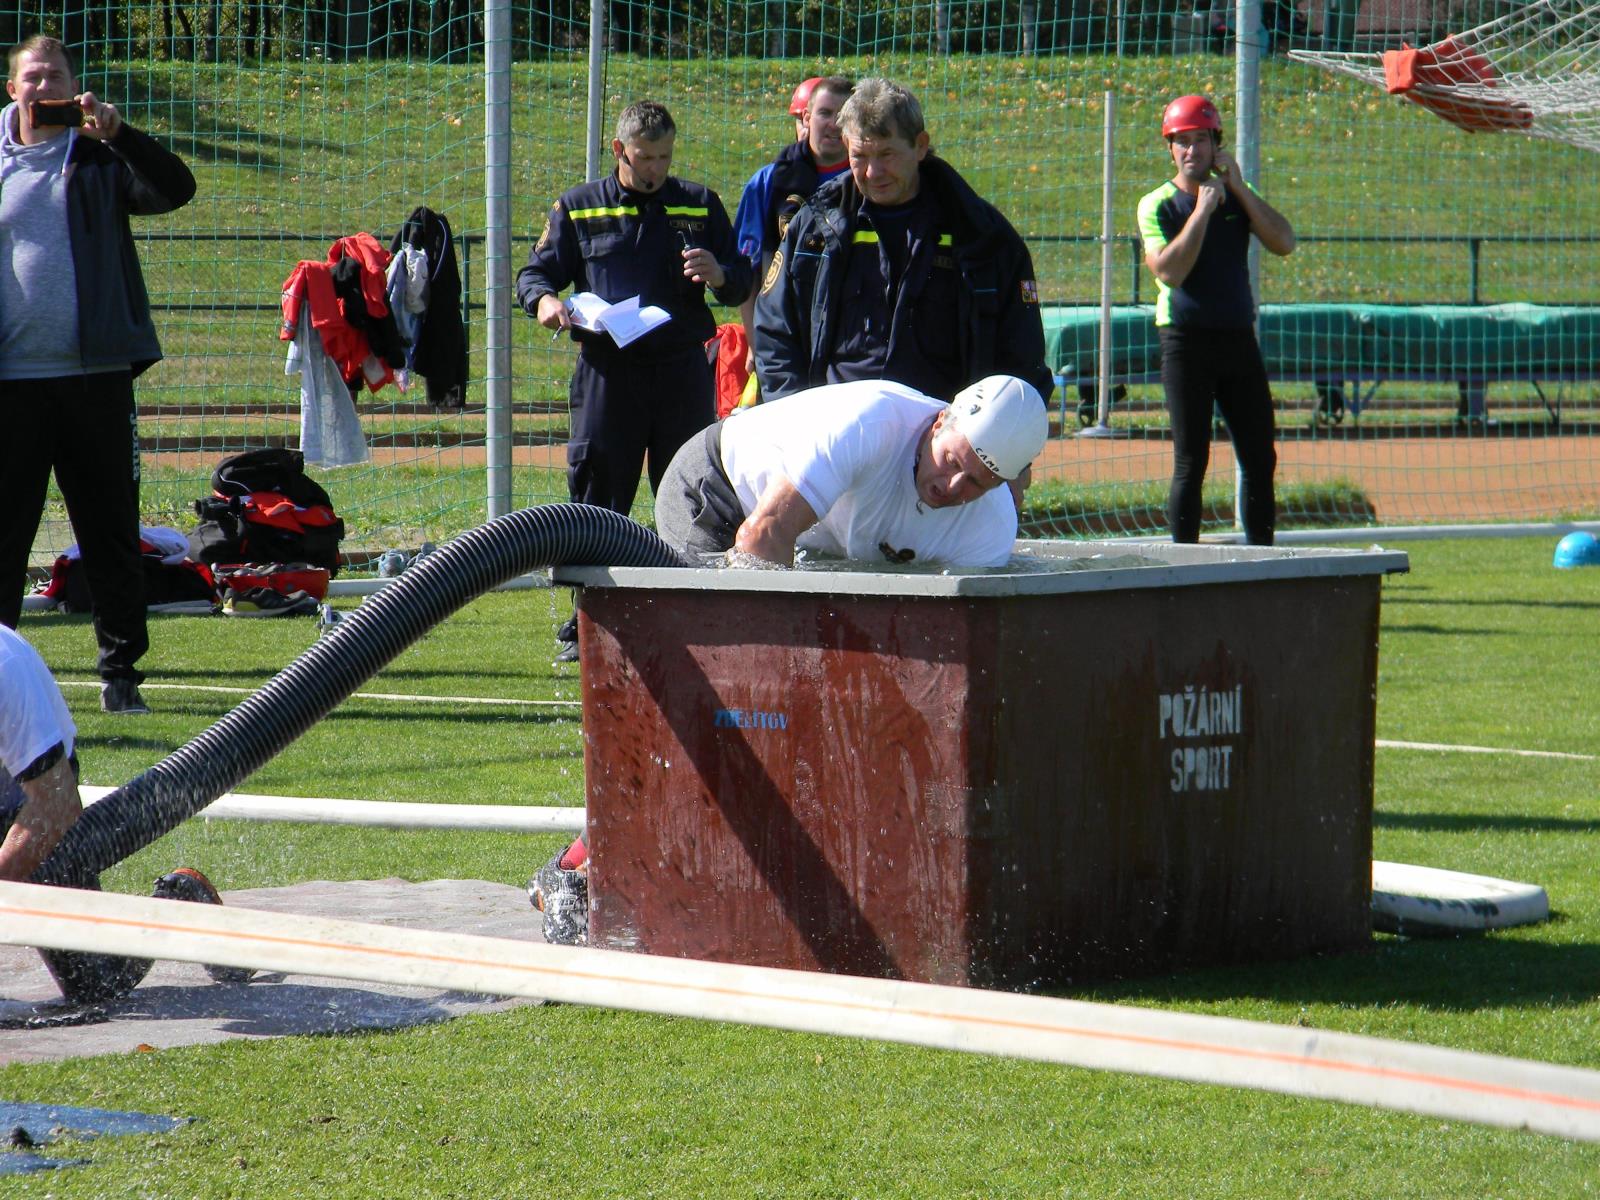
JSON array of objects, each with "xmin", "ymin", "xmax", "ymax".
[{"xmin": 213, "ymin": 563, "xmax": 331, "ymax": 602}]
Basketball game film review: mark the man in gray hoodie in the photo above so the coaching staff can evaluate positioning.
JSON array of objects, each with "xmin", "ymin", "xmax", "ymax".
[{"xmin": 0, "ymin": 35, "xmax": 196, "ymax": 714}]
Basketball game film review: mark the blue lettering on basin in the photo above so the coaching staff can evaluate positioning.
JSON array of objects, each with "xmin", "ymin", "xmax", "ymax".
[{"xmin": 713, "ymin": 708, "xmax": 789, "ymax": 731}]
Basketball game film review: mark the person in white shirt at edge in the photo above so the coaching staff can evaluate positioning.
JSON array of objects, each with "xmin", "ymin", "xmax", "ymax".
[
  {"xmin": 0, "ymin": 624, "xmax": 83, "ymax": 882},
  {"xmin": 654, "ymin": 373, "xmax": 1047, "ymax": 570}
]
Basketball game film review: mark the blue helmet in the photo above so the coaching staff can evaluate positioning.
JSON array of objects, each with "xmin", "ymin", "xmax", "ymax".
[{"xmin": 1553, "ymin": 532, "xmax": 1600, "ymax": 569}]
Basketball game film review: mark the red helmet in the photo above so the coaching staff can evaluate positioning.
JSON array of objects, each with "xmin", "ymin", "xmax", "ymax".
[
  {"xmin": 1161, "ymin": 94, "xmax": 1222, "ymax": 138},
  {"xmin": 789, "ymin": 77, "xmax": 823, "ymax": 117}
]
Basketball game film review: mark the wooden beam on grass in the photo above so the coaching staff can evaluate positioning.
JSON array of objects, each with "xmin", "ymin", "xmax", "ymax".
[{"xmin": 4, "ymin": 881, "xmax": 1599, "ymax": 1143}]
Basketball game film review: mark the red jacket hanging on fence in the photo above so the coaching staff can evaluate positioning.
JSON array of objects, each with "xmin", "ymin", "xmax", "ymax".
[{"xmin": 280, "ymin": 232, "xmax": 399, "ymax": 392}]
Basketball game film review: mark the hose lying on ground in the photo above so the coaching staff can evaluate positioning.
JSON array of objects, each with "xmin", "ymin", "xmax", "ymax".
[{"xmin": 31, "ymin": 504, "xmax": 687, "ymax": 1004}]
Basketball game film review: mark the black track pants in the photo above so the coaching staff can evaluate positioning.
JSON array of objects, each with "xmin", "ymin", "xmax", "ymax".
[
  {"xmin": 1158, "ymin": 327, "xmax": 1277, "ymax": 545},
  {"xmin": 566, "ymin": 343, "xmax": 715, "ymax": 517},
  {"xmin": 0, "ymin": 372, "xmax": 148, "ymax": 682}
]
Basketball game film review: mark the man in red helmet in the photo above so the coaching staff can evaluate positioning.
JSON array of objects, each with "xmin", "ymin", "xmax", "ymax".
[
  {"xmin": 789, "ymin": 76, "xmax": 821, "ymax": 141},
  {"xmin": 1136, "ymin": 94, "xmax": 1295, "ymax": 545}
]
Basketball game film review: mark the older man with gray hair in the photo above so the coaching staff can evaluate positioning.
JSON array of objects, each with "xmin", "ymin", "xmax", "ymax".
[
  {"xmin": 656, "ymin": 373, "xmax": 1048, "ymax": 569},
  {"xmin": 752, "ymin": 78, "xmax": 1053, "ymax": 416}
]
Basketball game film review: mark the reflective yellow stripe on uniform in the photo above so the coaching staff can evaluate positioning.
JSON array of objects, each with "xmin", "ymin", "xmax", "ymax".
[
  {"xmin": 569, "ymin": 205, "xmax": 708, "ymax": 221},
  {"xmin": 852, "ymin": 231, "xmax": 953, "ymax": 245},
  {"xmin": 568, "ymin": 205, "xmax": 637, "ymax": 221}
]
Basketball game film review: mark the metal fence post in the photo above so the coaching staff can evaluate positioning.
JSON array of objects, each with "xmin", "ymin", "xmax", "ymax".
[
  {"xmin": 484, "ymin": 0, "xmax": 513, "ymax": 519},
  {"xmin": 586, "ymin": 1, "xmax": 607, "ymax": 180},
  {"xmin": 1080, "ymin": 91, "xmax": 1125, "ymax": 442},
  {"xmin": 1235, "ymin": 0, "xmax": 1262, "ymax": 536}
]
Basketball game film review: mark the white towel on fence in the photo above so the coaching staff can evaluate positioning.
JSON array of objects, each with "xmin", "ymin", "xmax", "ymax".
[{"xmin": 286, "ymin": 313, "xmax": 369, "ymax": 468}]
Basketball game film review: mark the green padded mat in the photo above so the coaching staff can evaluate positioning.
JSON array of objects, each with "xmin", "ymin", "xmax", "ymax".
[{"xmin": 1045, "ymin": 303, "xmax": 1600, "ymax": 382}]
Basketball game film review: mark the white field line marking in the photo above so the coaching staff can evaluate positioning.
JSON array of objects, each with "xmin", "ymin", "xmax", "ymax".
[
  {"xmin": 55, "ymin": 680, "xmax": 1586, "ymax": 753},
  {"xmin": 77, "ymin": 786, "xmax": 584, "ymax": 833},
  {"xmin": 1377, "ymin": 739, "xmax": 1596, "ymax": 762},
  {"xmin": 5, "ymin": 880, "xmax": 1600, "ymax": 1143},
  {"xmin": 55, "ymin": 680, "xmax": 579, "ymax": 709}
]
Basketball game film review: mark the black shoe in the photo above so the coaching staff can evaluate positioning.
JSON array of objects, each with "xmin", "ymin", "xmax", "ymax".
[
  {"xmin": 101, "ymin": 679, "xmax": 150, "ymax": 715},
  {"xmin": 151, "ymin": 867, "xmax": 256, "ymax": 984},
  {"xmin": 528, "ymin": 851, "xmax": 588, "ymax": 945},
  {"xmin": 557, "ymin": 614, "xmax": 578, "ymax": 643},
  {"xmin": 553, "ymin": 640, "xmax": 579, "ymax": 665},
  {"xmin": 222, "ymin": 587, "xmax": 319, "ymax": 618}
]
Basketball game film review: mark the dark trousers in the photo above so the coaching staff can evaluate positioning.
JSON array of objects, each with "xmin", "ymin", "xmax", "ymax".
[
  {"xmin": 567, "ymin": 343, "xmax": 714, "ymax": 517},
  {"xmin": 1159, "ymin": 327, "xmax": 1277, "ymax": 546},
  {"xmin": 653, "ymin": 421, "xmax": 743, "ymax": 561},
  {"xmin": 0, "ymin": 372, "xmax": 148, "ymax": 682}
]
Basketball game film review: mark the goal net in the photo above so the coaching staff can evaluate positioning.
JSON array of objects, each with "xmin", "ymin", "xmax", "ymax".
[{"xmin": 1289, "ymin": 0, "xmax": 1600, "ymax": 153}]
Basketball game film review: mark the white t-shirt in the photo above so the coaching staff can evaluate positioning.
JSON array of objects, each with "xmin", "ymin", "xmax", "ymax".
[
  {"xmin": 0, "ymin": 625, "xmax": 76, "ymax": 779},
  {"xmin": 719, "ymin": 380, "xmax": 1018, "ymax": 568}
]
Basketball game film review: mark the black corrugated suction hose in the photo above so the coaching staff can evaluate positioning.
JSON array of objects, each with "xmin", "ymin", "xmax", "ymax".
[{"xmin": 32, "ymin": 503, "xmax": 687, "ymax": 1004}]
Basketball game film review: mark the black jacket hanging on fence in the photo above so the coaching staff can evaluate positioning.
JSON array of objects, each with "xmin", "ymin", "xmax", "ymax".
[{"xmin": 391, "ymin": 206, "xmax": 469, "ymax": 409}]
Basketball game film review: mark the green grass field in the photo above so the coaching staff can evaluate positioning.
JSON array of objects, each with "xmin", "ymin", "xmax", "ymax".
[
  {"xmin": 4, "ymin": 534, "xmax": 1599, "ymax": 1196},
  {"xmin": 111, "ymin": 53, "xmax": 1599, "ymax": 306}
]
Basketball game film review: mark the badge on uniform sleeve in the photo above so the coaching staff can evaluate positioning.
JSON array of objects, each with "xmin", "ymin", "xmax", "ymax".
[
  {"xmin": 535, "ymin": 208, "xmax": 556, "ymax": 252},
  {"xmin": 1020, "ymin": 279, "xmax": 1039, "ymax": 305},
  {"xmin": 761, "ymin": 249, "xmax": 784, "ymax": 296},
  {"xmin": 776, "ymin": 195, "xmax": 805, "ymax": 242}
]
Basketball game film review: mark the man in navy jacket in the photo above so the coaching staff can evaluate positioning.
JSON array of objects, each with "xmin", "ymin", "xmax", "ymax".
[
  {"xmin": 753, "ymin": 78, "xmax": 1052, "ymax": 409},
  {"xmin": 517, "ymin": 100, "xmax": 750, "ymax": 662}
]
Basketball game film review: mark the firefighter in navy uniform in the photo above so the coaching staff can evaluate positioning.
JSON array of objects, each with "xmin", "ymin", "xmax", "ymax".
[
  {"xmin": 517, "ymin": 100, "xmax": 751, "ymax": 661},
  {"xmin": 752, "ymin": 78, "xmax": 1053, "ymax": 410}
]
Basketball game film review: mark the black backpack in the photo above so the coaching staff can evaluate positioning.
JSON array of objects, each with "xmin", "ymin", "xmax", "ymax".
[
  {"xmin": 189, "ymin": 449, "xmax": 345, "ymax": 574},
  {"xmin": 209, "ymin": 448, "xmax": 335, "ymax": 508}
]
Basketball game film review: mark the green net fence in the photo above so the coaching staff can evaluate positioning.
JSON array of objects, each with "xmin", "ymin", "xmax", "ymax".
[{"xmin": 15, "ymin": 0, "xmax": 1600, "ymax": 575}]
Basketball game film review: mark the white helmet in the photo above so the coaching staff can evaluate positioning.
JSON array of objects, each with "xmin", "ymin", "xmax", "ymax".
[{"xmin": 948, "ymin": 375, "xmax": 1047, "ymax": 481}]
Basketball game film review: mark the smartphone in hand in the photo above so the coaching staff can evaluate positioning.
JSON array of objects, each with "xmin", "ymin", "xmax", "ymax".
[{"xmin": 31, "ymin": 99, "xmax": 84, "ymax": 128}]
